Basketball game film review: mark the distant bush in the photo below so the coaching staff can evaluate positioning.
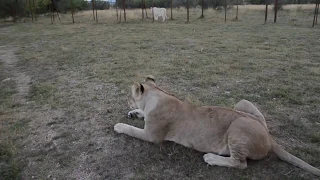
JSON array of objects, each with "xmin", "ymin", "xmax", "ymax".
[{"xmin": 0, "ymin": 0, "xmax": 26, "ymax": 20}]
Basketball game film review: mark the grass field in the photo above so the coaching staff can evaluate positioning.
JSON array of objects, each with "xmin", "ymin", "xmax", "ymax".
[{"xmin": 0, "ymin": 5, "xmax": 320, "ymax": 179}]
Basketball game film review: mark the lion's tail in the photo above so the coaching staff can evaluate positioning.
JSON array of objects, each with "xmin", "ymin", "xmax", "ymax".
[{"xmin": 271, "ymin": 138, "xmax": 320, "ymax": 176}]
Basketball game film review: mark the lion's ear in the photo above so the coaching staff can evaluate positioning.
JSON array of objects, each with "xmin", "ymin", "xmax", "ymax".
[
  {"xmin": 132, "ymin": 82, "xmax": 144, "ymax": 99},
  {"xmin": 145, "ymin": 75, "xmax": 155, "ymax": 85}
]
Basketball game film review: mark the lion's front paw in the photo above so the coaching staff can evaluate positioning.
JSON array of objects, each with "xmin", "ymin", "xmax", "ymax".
[
  {"xmin": 114, "ymin": 123, "xmax": 126, "ymax": 133},
  {"xmin": 127, "ymin": 110, "xmax": 141, "ymax": 118},
  {"xmin": 127, "ymin": 111, "xmax": 135, "ymax": 118}
]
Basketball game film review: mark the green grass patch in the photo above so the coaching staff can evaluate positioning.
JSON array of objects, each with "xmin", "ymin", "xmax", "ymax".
[
  {"xmin": 0, "ymin": 143, "xmax": 21, "ymax": 180},
  {"xmin": 0, "ymin": 80, "xmax": 16, "ymax": 108},
  {"xmin": 28, "ymin": 83, "xmax": 57, "ymax": 104}
]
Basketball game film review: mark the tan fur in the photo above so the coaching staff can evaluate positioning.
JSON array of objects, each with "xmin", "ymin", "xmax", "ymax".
[{"xmin": 114, "ymin": 76, "xmax": 320, "ymax": 177}]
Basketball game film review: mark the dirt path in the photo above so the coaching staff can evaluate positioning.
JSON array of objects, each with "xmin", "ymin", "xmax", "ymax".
[
  {"xmin": 0, "ymin": 46, "xmax": 114, "ymax": 179},
  {"xmin": 0, "ymin": 46, "xmax": 30, "ymax": 105}
]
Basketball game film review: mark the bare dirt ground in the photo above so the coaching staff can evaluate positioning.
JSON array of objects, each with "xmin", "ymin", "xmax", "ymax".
[{"xmin": 0, "ymin": 5, "xmax": 320, "ymax": 180}]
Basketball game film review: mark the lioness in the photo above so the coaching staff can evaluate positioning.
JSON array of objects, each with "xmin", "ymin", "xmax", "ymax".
[{"xmin": 114, "ymin": 76, "xmax": 320, "ymax": 177}]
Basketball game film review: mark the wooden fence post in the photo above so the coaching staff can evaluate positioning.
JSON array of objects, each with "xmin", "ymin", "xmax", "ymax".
[
  {"xmin": 316, "ymin": 3, "xmax": 319, "ymax": 25},
  {"xmin": 28, "ymin": 0, "xmax": 33, "ymax": 21},
  {"xmin": 123, "ymin": 0, "xmax": 126, "ymax": 22},
  {"xmin": 235, "ymin": 0, "xmax": 238, "ymax": 20},
  {"xmin": 152, "ymin": 0, "xmax": 154, "ymax": 22},
  {"xmin": 171, "ymin": 0, "xmax": 173, "ymax": 20},
  {"xmin": 145, "ymin": 0, "xmax": 148, "ymax": 17},
  {"xmin": 264, "ymin": 1, "xmax": 268, "ymax": 24},
  {"xmin": 187, "ymin": 0, "xmax": 189, "ymax": 22},
  {"xmin": 224, "ymin": 0, "xmax": 227, "ymax": 22},
  {"xmin": 32, "ymin": 0, "xmax": 37, "ymax": 21},
  {"xmin": 92, "ymin": 0, "xmax": 95, "ymax": 20},
  {"xmin": 313, "ymin": 3, "xmax": 319, "ymax": 27},
  {"xmin": 70, "ymin": 0, "xmax": 74, "ymax": 23},
  {"xmin": 142, "ymin": 0, "xmax": 144, "ymax": 19},
  {"xmin": 200, "ymin": 0, "xmax": 204, "ymax": 18},
  {"xmin": 95, "ymin": 1, "xmax": 98, "ymax": 23}
]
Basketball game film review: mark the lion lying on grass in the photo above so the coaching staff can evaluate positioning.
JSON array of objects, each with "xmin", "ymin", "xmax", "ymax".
[{"xmin": 114, "ymin": 75, "xmax": 320, "ymax": 177}]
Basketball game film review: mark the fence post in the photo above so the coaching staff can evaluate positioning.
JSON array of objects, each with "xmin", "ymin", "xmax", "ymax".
[
  {"xmin": 313, "ymin": 3, "xmax": 318, "ymax": 27},
  {"xmin": 92, "ymin": 0, "xmax": 95, "ymax": 20},
  {"xmin": 200, "ymin": 0, "xmax": 204, "ymax": 18},
  {"xmin": 28, "ymin": 0, "xmax": 33, "ymax": 21},
  {"xmin": 70, "ymin": 0, "xmax": 74, "ymax": 23},
  {"xmin": 264, "ymin": 1, "xmax": 268, "ymax": 24},
  {"xmin": 32, "ymin": 0, "xmax": 37, "ymax": 21},
  {"xmin": 141, "ymin": 0, "xmax": 144, "ymax": 19},
  {"xmin": 95, "ymin": 1, "xmax": 98, "ymax": 23},
  {"xmin": 224, "ymin": 0, "xmax": 227, "ymax": 22},
  {"xmin": 171, "ymin": 0, "xmax": 173, "ymax": 20},
  {"xmin": 316, "ymin": 3, "xmax": 319, "ymax": 25},
  {"xmin": 51, "ymin": 0, "xmax": 55, "ymax": 22},
  {"xmin": 274, "ymin": 0, "xmax": 278, "ymax": 23},
  {"xmin": 235, "ymin": 0, "xmax": 238, "ymax": 20},
  {"xmin": 49, "ymin": 3, "xmax": 53, "ymax": 23},
  {"xmin": 187, "ymin": 0, "xmax": 189, "ymax": 22},
  {"xmin": 152, "ymin": 1, "xmax": 154, "ymax": 22},
  {"xmin": 123, "ymin": 0, "xmax": 126, "ymax": 22}
]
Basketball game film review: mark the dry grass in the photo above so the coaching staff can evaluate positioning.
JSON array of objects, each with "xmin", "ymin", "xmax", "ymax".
[{"xmin": 0, "ymin": 5, "xmax": 320, "ymax": 179}]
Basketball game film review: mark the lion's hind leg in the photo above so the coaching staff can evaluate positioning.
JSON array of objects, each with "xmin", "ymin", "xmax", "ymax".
[
  {"xmin": 234, "ymin": 99, "xmax": 268, "ymax": 131},
  {"xmin": 204, "ymin": 117, "xmax": 271, "ymax": 169},
  {"xmin": 203, "ymin": 153, "xmax": 247, "ymax": 169}
]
